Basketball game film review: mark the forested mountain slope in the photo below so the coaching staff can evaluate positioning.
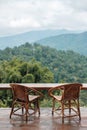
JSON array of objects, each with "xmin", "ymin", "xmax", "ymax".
[
  {"xmin": 37, "ymin": 31, "xmax": 87, "ymax": 56},
  {"xmin": 0, "ymin": 29, "xmax": 76, "ymax": 50},
  {"xmin": 0, "ymin": 43, "xmax": 87, "ymax": 83}
]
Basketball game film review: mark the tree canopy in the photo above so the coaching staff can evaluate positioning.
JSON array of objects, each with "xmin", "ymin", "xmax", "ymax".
[{"xmin": 0, "ymin": 42, "xmax": 87, "ymax": 83}]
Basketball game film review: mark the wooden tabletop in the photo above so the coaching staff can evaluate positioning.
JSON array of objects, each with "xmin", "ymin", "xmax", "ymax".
[{"xmin": 0, "ymin": 83, "xmax": 87, "ymax": 90}]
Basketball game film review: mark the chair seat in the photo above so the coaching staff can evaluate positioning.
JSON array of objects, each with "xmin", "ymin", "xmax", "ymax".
[{"xmin": 29, "ymin": 95, "xmax": 40, "ymax": 102}]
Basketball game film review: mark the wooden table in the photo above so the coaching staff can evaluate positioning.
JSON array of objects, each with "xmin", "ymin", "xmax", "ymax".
[{"xmin": 0, "ymin": 83, "xmax": 87, "ymax": 90}]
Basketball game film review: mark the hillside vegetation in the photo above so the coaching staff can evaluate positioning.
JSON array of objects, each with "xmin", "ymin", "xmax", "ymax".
[
  {"xmin": 0, "ymin": 43, "xmax": 87, "ymax": 107},
  {"xmin": 0, "ymin": 42, "xmax": 87, "ymax": 83}
]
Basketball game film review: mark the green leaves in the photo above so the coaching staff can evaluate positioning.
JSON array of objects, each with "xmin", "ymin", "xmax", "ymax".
[{"xmin": 0, "ymin": 58, "xmax": 54, "ymax": 83}]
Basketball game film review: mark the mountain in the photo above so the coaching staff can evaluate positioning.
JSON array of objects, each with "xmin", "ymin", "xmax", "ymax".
[
  {"xmin": 37, "ymin": 31, "xmax": 87, "ymax": 56},
  {"xmin": 0, "ymin": 29, "xmax": 86, "ymax": 55},
  {"xmin": 0, "ymin": 29, "xmax": 80, "ymax": 50}
]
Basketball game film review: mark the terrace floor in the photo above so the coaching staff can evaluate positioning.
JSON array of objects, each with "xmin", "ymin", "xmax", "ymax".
[{"xmin": 0, "ymin": 107, "xmax": 87, "ymax": 130}]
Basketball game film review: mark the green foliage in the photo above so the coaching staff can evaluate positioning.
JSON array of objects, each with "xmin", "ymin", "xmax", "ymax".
[
  {"xmin": 0, "ymin": 90, "xmax": 12, "ymax": 107},
  {"xmin": 0, "ymin": 43, "xmax": 87, "ymax": 107},
  {"xmin": 22, "ymin": 74, "xmax": 34, "ymax": 83},
  {"xmin": 80, "ymin": 90, "xmax": 87, "ymax": 107},
  {"xmin": 1, "ymin": 43, "xmax": 87, "ymax": 83},
  {"xmin": 0, "ymin": 58, "xmax": 54, "ymax": 83},
  {"xmin": 40, "ymin": 98, "xmax": 52, "ymax": 107}
]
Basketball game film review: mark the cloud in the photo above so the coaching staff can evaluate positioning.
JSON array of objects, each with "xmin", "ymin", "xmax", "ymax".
[
  {"xmin": 0, "ymin": 0, "xmax": 87, "ymax": 36},
  {"xmin": 10, "ymin": 18, "xmax": 41, "ymax": 28},
  {"xmin": 63, "ymin": 0, "xmax": 87, "ymax": 11}
]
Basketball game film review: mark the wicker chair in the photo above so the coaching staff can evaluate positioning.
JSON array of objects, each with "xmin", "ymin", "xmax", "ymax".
[
  {"xmin": 10, "ymin": 83, "xmax": 43, "ymax": 121},
  {"xmin": 48, "ymin": 83, "xmax": 82, "ymax": 122}
]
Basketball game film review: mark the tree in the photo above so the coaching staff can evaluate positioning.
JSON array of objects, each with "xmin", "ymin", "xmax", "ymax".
[{"xmin": 22, "ymin": 74, "xmax": 35, "ymax": 83}]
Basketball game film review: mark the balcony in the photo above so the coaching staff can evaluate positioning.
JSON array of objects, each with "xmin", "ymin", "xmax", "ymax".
[
  {"xmin": 0, "ymin": 107, "xmax": 87, "ymax": 130},
  {"xmin": 0, "ymin": 83, "xmax": 87, "ymax": 129}
]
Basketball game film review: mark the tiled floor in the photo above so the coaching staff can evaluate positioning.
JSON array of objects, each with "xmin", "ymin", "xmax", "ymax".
[{"xmin": 0, "ymin": 107, "xmax": 87, "ymax": 130}]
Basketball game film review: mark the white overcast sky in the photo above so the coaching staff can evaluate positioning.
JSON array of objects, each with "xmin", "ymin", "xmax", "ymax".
[{"xmin": 0, "ymin": 0, "xmax": 87, "ymax": 36}]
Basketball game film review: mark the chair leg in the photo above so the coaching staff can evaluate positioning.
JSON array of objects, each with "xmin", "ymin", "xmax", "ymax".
[
  {"xmin": 10, "ymin": 102, "xmax": 15, "ymax": 118},
  {"xmin": 31, "ymin": 100, "xmax": 40, "ymax": 115},
  {"xmin": 77, "ymin": 100, "xmax": 81, "ymax": 120},
  {"xmin": 69, "ymin": 100, "xmax": 71, "ymax": 114},
  {"xmin": 52, "ymin": 98, "xmax": 55, "ymax": 115},
  {"xmin": 22, "ymin": 106, "xmax": 24, "ymax": 114},
  {"xmin": 61, "ymin": 103, "xmax": 64, "ymax": 122},
  {"xmin": 25, "ymin": 110, "xmax": 28, "ymax": 121},
  {"xmin": 78, "ymin": 110, "xmax": 81, "ymax": 120},
  {"xmin": 25, "ymin": 104, "xmax": 29, "ymax": 121},
  {"xmin": 36, "ymin": 99, "xmax": 40, "ymax": 115},
  {"xmin": 33, "ymin": 101, "xmax": 38, "ymax": 115}
]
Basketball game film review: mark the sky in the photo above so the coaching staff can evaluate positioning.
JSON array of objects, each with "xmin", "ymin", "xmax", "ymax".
[{"xmin": 0, "ymin": 0, "xmax": 87, "ymax": 36}]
